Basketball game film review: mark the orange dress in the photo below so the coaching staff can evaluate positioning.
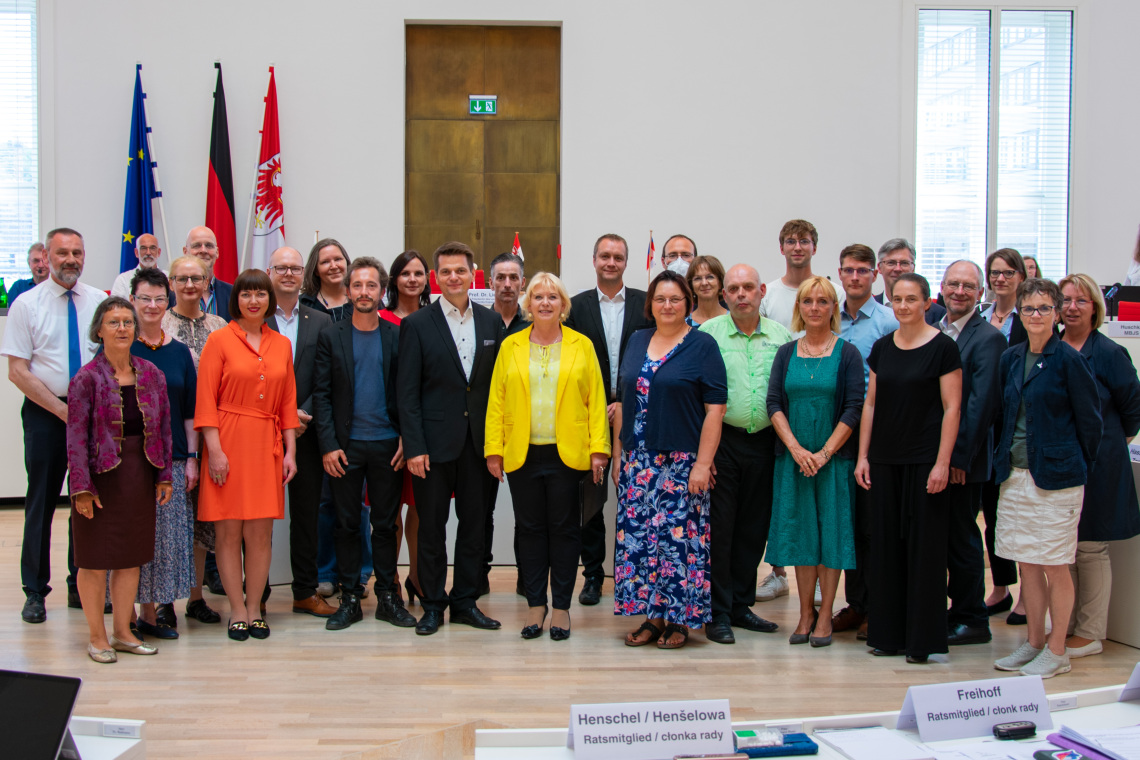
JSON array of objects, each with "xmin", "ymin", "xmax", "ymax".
[{"xmin": 195, "ymin": 322, "xmax": 300, "ymax": 521}]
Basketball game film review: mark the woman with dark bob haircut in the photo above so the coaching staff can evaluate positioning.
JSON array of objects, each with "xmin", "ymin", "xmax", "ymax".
[{"xmin": 196, "ymin": 269, "xmax": 299, "ymax": 641}]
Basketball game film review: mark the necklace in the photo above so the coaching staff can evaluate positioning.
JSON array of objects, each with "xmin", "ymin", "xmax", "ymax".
[
  {"xmin": 799, "ymin": 335, "xmax": 835, "ymax": 379},
  {"xmin": 137, "ymin": 329, "xmax": 164, "ymax": 351}
]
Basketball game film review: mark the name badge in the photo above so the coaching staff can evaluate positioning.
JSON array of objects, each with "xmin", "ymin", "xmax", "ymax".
[
  {"xmin": 898, "ymin": 676, "xmax": 1051, "ymax": 742},
  {"xmin": 568, "ymin": 699, "xmax": 732, "ymax": 760}
]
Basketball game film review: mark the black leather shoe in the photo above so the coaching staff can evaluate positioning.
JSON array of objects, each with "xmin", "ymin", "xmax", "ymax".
[
  {"xmin": 204, "ymin": 567, "xmax": 224, "ymax": 595},
  {"xmin": 578, "ymin": 577, "xmax": 602, "ymax": 606},
  {"xmin": 67, "ymin": 590, "xmax": 82, "ymax": 610},
  {"xmin": 947, "ymin": 623, "xmax": 992, "ymax": 645},
  {"xmin": 326, "ymin": 594, "xmax": 363, "ymax": 630},
  {"xmin": 136, "ymin": 619, "xmax": 179, "ymax": 639},
  {"xmin": 871, "ymin": 648, "xmax": 900, "ymax": 656},
  {"xmin": 906, "ymin": 654, "xmax": 929, "ymax": 664},
  {"xmin": 1006, "ymin": 611, "xmax": 1027, "ymax": 625},
  {"xmin": 103, "ymin": 602, "xmax": 113, "ymax": 615},
  {"xmin": 416, "ymin": 609, "xmax": 444, "ymax": 635},
  {"xmin": 155, "ymin": 603, "xmax": 177, "ymax": 628},
  {"xmin": 731, "ymin": 610, "xmax": 779, "ymax": 633},
  {"xmin": 451, "ymin": 606, "xmax": 501, "ymax": 630},
  {"xmin": 185, "ymin": 598, "xmax": 221, "ymax": 624},
  {"xmin": 22, "ymin": 593, "xmax": 46, "ymax": 624},
  {"xmin": 986, "ymin": 593, "xmax": 1013, "ymax": 615},
  {"xmin": 375, "ymin": 590, "xmax": 416, "ymax": 628},
  {"xmin": 706, "ymin": 621, "xmax": 736, "ymax": 644}
]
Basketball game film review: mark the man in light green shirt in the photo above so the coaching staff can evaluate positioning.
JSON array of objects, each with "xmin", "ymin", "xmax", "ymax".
[{"xmin": 698, "ymin": 264, "xmax": 792, "ymax": 644}]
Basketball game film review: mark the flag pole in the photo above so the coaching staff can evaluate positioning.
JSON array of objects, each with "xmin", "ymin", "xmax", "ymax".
[
  {"xmin": 240, "ymin": 66, "xmax": 274, "ymax": 272},
  {"xmin": 648, "ymin": 229, "xmax": 653, "ymax": 289},
  {"xmin": 137, "ymin": 63, "xmax": 172, "ymax": 265}
]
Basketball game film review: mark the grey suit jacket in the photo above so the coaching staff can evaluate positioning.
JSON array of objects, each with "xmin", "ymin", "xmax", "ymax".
[
  {"xmin": 950, "ymin": 311, "xmax": 1007, "ymax": 482},
  {"xmin": 267, "ymin": 303, "xmax": 333, "ymax": 417}
]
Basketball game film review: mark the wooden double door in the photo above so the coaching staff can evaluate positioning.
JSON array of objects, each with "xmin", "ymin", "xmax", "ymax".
[{"xmin": 405, "ymin": 25, "xmax": 561, "ymax": 277}]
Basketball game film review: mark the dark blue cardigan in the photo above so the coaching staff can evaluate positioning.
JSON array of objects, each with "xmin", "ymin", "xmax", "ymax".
[
  {"xmin": 617, "ymin": 328, "xmax": 727, "ymax": 453},
  {"xmin": 766, "ymin": 339, "xmax": 865, "ymax": 459}
]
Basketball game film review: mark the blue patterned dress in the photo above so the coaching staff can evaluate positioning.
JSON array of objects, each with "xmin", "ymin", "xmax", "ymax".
[{"xmin": 613, "ymin": 345, "xmax": 712, "ymax": 628}]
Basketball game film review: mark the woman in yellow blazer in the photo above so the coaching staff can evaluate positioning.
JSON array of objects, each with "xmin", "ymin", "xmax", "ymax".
[{"xmin": 486, "ymin": 272, "xmax": 610, "ymax": 641}]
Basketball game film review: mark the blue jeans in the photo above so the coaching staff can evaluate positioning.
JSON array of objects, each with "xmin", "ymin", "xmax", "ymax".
[{"xmin": 315, "ymin": 476, "xmax": 372, "ymax": 586}]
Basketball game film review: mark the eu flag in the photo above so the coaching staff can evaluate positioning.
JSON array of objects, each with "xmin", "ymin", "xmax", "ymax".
[{"xmin": 119, "ymin": 65, "xmax": 157, "ymax": 273}]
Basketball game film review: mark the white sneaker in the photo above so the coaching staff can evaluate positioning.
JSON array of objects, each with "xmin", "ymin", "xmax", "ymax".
[
  {"xmin": 1066, "ymin": 639, "xmax": 1103, "ymax": 659},
  {"xmin": 755, "ymin": 572, "xmax": 789, "ymax": 602},
  {"xmin": 814, "ymin": 580, "xmax": 822, "ymax": 606},
  {"xmin": 1020, "ymin": 648, "xmax": 1071, "ymax": 678},
  {"xmin": 316, "ymin": 582, "xmax": 336, "ymax": 598},
  {"xmin": 994, "ymin": 641, "xmax": 1042, "ymax": 671}
]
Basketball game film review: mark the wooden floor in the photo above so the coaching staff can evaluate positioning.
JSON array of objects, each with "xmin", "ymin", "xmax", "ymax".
[{"xmin": 1, "ymin": 507, "xmax": 1137, "ymax": 759}]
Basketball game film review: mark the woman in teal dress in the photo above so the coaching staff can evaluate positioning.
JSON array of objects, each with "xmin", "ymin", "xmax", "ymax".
[{"xmin": 765, "ymin": 276, "xmax": 865, "ymax": 647}]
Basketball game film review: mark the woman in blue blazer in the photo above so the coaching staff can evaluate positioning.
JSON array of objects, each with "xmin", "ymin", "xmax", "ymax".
[{"xmin": 992, "ymin": 278, "xmax": 1102, "ymax": 679}]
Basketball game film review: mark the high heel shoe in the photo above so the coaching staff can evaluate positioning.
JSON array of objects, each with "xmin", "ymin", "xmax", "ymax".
[
  {"xmin": 521, "ymin": 605, "xmax": 548, "ymax": 639},
  {"xmin": 404, "ymin": 578, "xmax": 422, "ymax": 606},
  {"xmin": 789, "ymin": 609, "xmax": 819, "ymax": 645},
  {"xmin": 550, "ymin": 610, "xmax": 571, "ymax": 642}
]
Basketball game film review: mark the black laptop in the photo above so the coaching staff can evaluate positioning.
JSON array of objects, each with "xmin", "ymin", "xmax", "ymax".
[{"xmin": 0, "ymin": 669, "xmax": 82, "ymax": 759}]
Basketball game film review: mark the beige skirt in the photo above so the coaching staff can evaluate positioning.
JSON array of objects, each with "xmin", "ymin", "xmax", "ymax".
[{"xmin": 996, "ymin": 467, "xmax": 1083, "ymax": 565}]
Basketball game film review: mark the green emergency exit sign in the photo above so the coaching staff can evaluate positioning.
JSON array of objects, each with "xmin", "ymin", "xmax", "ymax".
[{"xmin": 469, "ymin": 95, "xmax": 498, "ymax": 115}]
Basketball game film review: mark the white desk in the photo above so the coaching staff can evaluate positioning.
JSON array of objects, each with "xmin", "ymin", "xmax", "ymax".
[{"xmin": 69, "ymin": 716, "xmax": 145, "ymax": 759}]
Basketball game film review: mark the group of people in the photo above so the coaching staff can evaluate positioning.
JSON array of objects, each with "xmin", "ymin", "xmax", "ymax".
[{"xmin": 3, "ymin": 222, "xmax": 1135, "ymax": 679}]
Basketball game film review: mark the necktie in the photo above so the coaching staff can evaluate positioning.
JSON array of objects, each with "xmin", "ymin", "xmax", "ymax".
[{"xmin": 66, "ymin": 290, "xmax": 80, "ymax": 378}]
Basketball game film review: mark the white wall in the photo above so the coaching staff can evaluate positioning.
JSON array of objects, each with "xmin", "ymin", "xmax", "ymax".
[{"xmin": 41, "ymin": 0, "xmax": 1140, "ymax": 295}]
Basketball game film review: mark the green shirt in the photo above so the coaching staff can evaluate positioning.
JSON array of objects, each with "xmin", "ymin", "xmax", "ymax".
[{"xmin": 699, "ymin": 314, "xmax": 793, "ymax": 433}]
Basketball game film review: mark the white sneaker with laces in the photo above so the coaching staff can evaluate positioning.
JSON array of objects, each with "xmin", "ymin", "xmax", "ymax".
[
  {"xmin": 755, "ymin": 571, "xmax": 789, "ymax": 602},
  {"xmin": 994, "ymin": 641, "xmax": 1042, "ymax": 671},
  {"xmin": 1020, "ymin": 647, "xmax": 1071, "ymax": 678}
]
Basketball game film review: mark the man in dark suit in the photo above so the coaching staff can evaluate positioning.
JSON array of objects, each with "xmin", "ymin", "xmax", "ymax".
[
  {"xmin": 564, "ymin": 233, "xmax": 653, "ymax": 606},
  {"xmin": 874, "ymin": 238, "xmax": 946, "ymax": 327},
  {"xmin": 938, "ymin": 259, "xmax": 1007, "ymax": 645},
  {"xmin": 266, "ymin": 246, "xmax": 337, "ymax": 618},
  {"xmin": 314, "ymin": 256, "xmax": 415, "ymax": 631},
  {"xmin": 398, "ymin": 241, "xmax": 501, "ymax": 635},
  {"xmin": 184, "ymin": 226, "xmax": 232, "ymax": 321}
]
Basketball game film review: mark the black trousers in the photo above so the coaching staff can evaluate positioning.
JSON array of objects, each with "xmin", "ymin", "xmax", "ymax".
[
  {"xmin": 579, "ymin": 427, "xmax": 613, "ymax": 582},
  {"xmin": 946, "ymin": 481, "xmax": 989, "ymax": 629},
  {"xmin": 330, "ymin": 437, "xmax": 403, "ymax": 595},
  {"xmin": 508, "ymin": 445, "xmax": 583, "ymax": 610},
  {"xmin": 842, "ymin": 485, "xmax": 873, "ymax": 613},
  {"xmin": 981, "ymin": 478, "xmax": 1018, "ymax": 587},
  {"xmin": 710, "ymin": 425, "xmax": 775, "ymax": 623},
  {"xmin": 288, "ymin": 431, "xmax": 325, "ymax": 600},
  {"xmin": 412, "ymin": 431, "xmax": 493, "ymax": 613},
  {"xmin": 867, "ymin": 462, "xmax": 949, "ymax": 657},
  {"xmin": 22, "ymin": 399, "xmax": 76, "ymax": 597}
]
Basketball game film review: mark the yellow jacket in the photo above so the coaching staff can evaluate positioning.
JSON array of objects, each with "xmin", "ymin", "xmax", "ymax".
[{"xmin": 485, "ymin": 325, "xmax": 611, "ymax": 473}]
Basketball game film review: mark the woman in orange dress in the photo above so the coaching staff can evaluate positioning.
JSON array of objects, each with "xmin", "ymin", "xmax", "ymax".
[{"xmin": 196, "ymin": 270, "xmax": 299, "ymax": 641}]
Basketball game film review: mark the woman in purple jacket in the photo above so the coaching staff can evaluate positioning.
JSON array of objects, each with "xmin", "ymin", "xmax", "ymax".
[{"xmin": 68, "ymin": 297, "xmax": 173, "ymax": 663}]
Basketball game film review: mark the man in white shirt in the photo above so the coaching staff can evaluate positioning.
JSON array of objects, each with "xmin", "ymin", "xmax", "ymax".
[
  {"xmin": 110, "ymin": 233, "xmax": 162, "ymax": 298},
  {"xmin": 2, "ymin": 227, "xmax": 107, "ymax": 624},
  {"xmin": 760, "ymin": 219, "xmax": 818, "ymax": 331}
]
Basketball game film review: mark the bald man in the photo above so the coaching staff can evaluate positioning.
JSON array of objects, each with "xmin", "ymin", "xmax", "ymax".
[
  {"xmin": 266, "ymin": 246, "xmax": 336, "ymax": 616},
  {"xmin": 184, "ymin": 226, "xmax": 232, "ymax": 321},
  {"xmin": 110, "ymin": 233, "xmax": 162, "ymax": 298},
  {"xmin": 698, "ymin": 264, "xmax": 791, "ymax": 644}
]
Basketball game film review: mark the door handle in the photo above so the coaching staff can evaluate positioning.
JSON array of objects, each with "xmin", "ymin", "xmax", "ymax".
[{"xmin": 475, "ymin": 219, "xmax": 481, "ymax": 240}]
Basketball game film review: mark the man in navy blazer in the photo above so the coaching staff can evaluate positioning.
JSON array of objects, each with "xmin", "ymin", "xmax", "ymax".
[
  {"xmin": 564, "ymin": 233, "xmax": 654, "ymax": 607},
  {"xmin": 397, "ymin": 242, "xmax": 501, "ymax": 635},
  {"xmin": 937, "ymin": 260, "xmax": 1007, "ymax": 645},
  {"xmin": 183, "ymin": 226, "xmax": 232, "ymax": 322},
  {"xmin": 874, "ymin": 238, "xmax": 946, "ymax": 327}
]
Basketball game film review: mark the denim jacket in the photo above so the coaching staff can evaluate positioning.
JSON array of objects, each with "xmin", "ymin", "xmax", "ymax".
[
  {"xmin": 994, "ymin": 334, "xmax": 1101, "ymax": 490},
  {"xmin": 67, "ymin": 352, "xmax": 173, "ymax": 501}
]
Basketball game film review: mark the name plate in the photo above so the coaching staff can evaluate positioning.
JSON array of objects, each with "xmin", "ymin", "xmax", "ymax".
[
  {"xmin": 897, "ymin": 676, "xmax": 1051, "ymax": 742},
  {"xmin": 1103, "ymin": 321, "xmax": 1140, "ymax": 339},
  {"xmin": 1120, "ymin": 662, "xmax": 1140, "ymax": 702},
  {"xmin": 568, "ymin": 699, "xmax": 732, "ymax": 760},
  {"xmin": 468, "ymin": 288, "xmax": 495, "ymax": 307}
]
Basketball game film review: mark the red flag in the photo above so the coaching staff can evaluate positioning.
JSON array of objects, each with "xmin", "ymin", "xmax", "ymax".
[
  {"xmin": 646, "ymin": 232, "xmax": 655, "ymax": 271},
  {"xmin": 248, "ymin": 68, "xmax": 284, "ymax": 271},
  {"xmin": 206, "ymin": 63, "xmax": 238, "ymax": 283},
  {"xmin": 511, "ymin": 231, "xmax": 524, "ymax": 261}
]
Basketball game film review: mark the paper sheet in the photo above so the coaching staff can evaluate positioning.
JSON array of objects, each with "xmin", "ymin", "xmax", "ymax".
[
  {"xmin": 814, "ymin": 727, "xmax": 933, "ymax": 760},
  {"xmin": 923, "ymin": 738, "xmax": 1053, "ymax": 760}
]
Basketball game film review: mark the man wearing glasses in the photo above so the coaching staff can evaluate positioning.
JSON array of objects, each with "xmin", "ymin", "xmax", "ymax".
[
  {"xmin": 266, "ymin": 246, "xmax": 336, "ymax": 618},
  {"xmin": 183, "ymin": 226, "xmax": 232, "ymax": 321},
  {"xmin": 832, "ymin": 243, "xmax": 897, "ymax": 639},
  {"xmin": 660, "ymin": 234, "xmax": 697, "ymax": 276},
  {"xmin": 111, "ymin": 233, "xmax": 164, "ymax": 299},
  {"xmin": 939, "ymin": 260, "xmax": 1007, "ymax": 647},
  {"xmin": 873, "ymin": 238, "xmax": 947, "ymax": 326},
  {"xmin": 760, "ymin": 220, "xmax": 819, "ymax": 332}
]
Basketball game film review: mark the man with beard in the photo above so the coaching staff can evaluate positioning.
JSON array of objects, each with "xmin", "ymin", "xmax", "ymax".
[
  {"xmin": 314, "ymin": 257, "xmax": 414, "ymax": 630},
  {"xmin": 7, "ymin": 242, "xmax": 51, "ymax": 304},
  {"xmin": 111, "ymin": 233, "xmax": 163, "ymax": 298},
  {"xmin": 2, "ymin": 228, "xmax": 107, "ymax": 623}
]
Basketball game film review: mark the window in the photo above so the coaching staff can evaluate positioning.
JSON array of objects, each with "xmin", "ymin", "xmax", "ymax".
[
  {"xmin": 0, "ymin": 0, "xmax": 37, "ymax": 287},
  {"xmin": 914, "ymin": 8, "xmax": 1072, "ymax": 283}
]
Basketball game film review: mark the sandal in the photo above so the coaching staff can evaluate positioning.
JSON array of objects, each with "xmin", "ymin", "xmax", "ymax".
[
  {"xmin": 657, "ymin": 623, "xmax": 689, "ymax": 650},
  {"xmin": 249, "ymin": 619, "xmax": 270, "ymax": 640},
  {"xmin": 625, "ymin": 620, "xmax": 665, "ymax": 647},
  {"xmin": 227, "ymin": 620, "xmax": 249, "ymax": 641}
]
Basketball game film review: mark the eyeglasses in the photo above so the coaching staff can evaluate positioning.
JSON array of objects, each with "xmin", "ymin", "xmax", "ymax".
[
  {"xmin": 1021, "ymin": 305, "xmax": 1055, "ymax": 316},
  {"xmin": 990, "ymin": 269, "xmax": 1018, "ymax": 280},
  {"xmin": 652, "ymin": 296, "xmax": 687, "ymax": 306},
  {"xmin": 173, "ymin": 275, "xmax": 206, "ymax": 285},
  {"xmin": 270, "ymin": 265, "xmax": 305, "ymax": 275},
  {"xmin": 840, "ymin": 267, "xmax": 874, "ymax": 277},
  {"xmin": 105, "ymin": 319, "xmax": 135, "ymax": 330},
  {"xmin": 943, "ymin": 281, "xmax": 979, "ymax": 293},
  {"xmin": 783, "ymin": 238, "xmax": 814, "ymax": 248},
  {"xmin": 133, "ymin": 296, "xmax": 168, "ymax": 306},
  {"xmin": 880, "ymin": 259, "xmax": 914, "ymax": 270},
  {"xmin": 662, "ymin": 251, "xmax": 696, "ymax": 263},
  {"xmin": 1062, "ymin": 298, "xmax": 1092, "ymax": 308},
  {"xmin": 138, "ymin": 246, "xmax": 160, "ymax": 253}
]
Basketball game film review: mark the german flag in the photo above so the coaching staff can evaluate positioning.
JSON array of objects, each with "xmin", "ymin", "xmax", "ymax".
[{"xmin": 205, "ymin": 62, "xmax": 238, "ymax": 283}]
